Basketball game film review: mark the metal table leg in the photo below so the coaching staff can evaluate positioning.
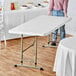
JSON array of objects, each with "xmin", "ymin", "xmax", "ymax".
[
  {"xmin": 0, "ymin": 32, "xmax": 1, "ymax": 49},
  {"xmin": 42, "ymin": 35, "xmax": 58, "ymax": 48},
  {"xmin": 21, "ymin": 34, "xmax": 23, "ymax": 65},
  {"xmin": 14, "ymin": 35, "xmax": 43, "ymax": 70},
  {"xmin": 48, "ymin": 35, "xmax": 50, "ymax": 44},
  {"xmin": 0, "ymin": 40, "xmax": 1, "ymax": 49}
]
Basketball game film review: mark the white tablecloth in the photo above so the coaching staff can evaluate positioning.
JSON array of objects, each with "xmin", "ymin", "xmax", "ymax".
[
  {"xmin": 4, "ymin": 7, "xmax": 48, "ymax": 29},
  {"xmin": 53, "ymin": 37, "xmax": 76, "ymax": 76},
  {"xmin": 4, "ymin": 10, "xmax": 25, "ymax": 29},
  {"xmin": 24, "ymin": 7, "xmax": 48, "ymax": 22}
]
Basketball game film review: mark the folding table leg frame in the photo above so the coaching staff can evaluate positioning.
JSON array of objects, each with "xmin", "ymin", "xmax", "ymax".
[
  {"xmin": 0, "ymin": 30, "xmax": 7, "ymax": 49},
  {"xmin": 0, "ymin": 37, "xmax": 1, "ymax": 49},
  {"xmin": 42, "ymin": 35, "xmax": 59, "ymax": 48},
  {"xmin": 14, "ymin": 34, "xmax": 43, "ymax": 70}
]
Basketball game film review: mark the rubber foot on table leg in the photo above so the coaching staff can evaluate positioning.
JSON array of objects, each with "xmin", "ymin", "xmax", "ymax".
[
  {"xmin": 14, "ymin": 65, "xmax": 17, "ymax": 67},
  {"xmin": 48, "ymin": 42, "xmax": 50, "ymax": 44},
  {"xmin": 21, "ymin": 61, "xmax": 23, "ymax": 63},
  {"xmin": 42, "ymin": 45, "xmax": 45, "ymax": 47},
  {"xmin": 35, "ymin": 63, "xmax": 37, "ymax": 65},
  {"xmin": 40, "ymin": 68, "xmax": 44, "ymax": 70}
]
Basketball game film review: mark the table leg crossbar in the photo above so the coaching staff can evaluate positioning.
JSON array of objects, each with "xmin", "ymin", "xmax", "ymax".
[
  {"xmin": 23, "ymin": 41, "xmax": 35, "ymax": 52},
  {"xmin": 14, "ymin": 34, "xmax": 43, "ymax": 70}
]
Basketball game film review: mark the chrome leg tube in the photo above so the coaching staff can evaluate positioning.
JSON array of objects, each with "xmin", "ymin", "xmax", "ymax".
[
  {"xmin": 21, "ymin": 34, "xmax": 23, "ymax": 65},
  {"xmin": 35, "ymin": 36, "xmax": 37, "ymax": 66}
]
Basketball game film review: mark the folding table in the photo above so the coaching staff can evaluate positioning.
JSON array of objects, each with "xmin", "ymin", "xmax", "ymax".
[{"xmin": 9, "ymin": 15, "xmax": 71, "ymax": 70}]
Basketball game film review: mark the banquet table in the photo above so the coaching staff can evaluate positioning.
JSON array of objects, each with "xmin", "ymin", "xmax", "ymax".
[
  {"xmin": 53, "ymin": 37, "xmax": 76, "ymax": 76},
  {"xmin": 9, "ymin": 15, "xmax": 71, "ymax": 70}
]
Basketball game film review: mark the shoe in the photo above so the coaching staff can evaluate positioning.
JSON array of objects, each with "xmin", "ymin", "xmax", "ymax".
[{"xmin": 51, "ymin": 42, "xmax": 56, "ymax": 46}]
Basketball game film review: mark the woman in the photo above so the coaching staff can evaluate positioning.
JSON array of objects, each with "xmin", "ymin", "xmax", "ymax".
[{"xmin": 48, "ymin": 0, "xmax": 68, "ymax": 46}]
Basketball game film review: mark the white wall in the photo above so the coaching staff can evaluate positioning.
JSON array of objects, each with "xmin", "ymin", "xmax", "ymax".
[{"xmin": 66, "ymin": 0, "xmax": 76, "ymax": 35}]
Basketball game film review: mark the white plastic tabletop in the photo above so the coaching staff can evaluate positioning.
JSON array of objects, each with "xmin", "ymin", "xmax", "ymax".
[{"xmin": 9, "ymin": 15, "xmax": 71, "ymax": 36}]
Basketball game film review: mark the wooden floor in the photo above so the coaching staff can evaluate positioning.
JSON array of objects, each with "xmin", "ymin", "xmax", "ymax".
[{"xmin": 0, "ymin": 35, "xmax": 71, "ymax": 76}]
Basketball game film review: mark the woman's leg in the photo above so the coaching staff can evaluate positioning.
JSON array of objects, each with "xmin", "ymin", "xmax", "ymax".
[
  {"xmin": 60, "ymin": 25, "xmax": 65, "ymax": 39},
  {"xmin": 51, "ymin": 10, "xmax": 58, "ymax": 45},
  {"xmin": 52, "ymin": 29, "xmax": 58, "ymax": 42},
  {"xmin": 51, "ymin": 10, "xmax": 65, "ymax": 46},
  {"xmin": 58, "ymin": 10, "xmax": 65, "ymax": 40}
]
